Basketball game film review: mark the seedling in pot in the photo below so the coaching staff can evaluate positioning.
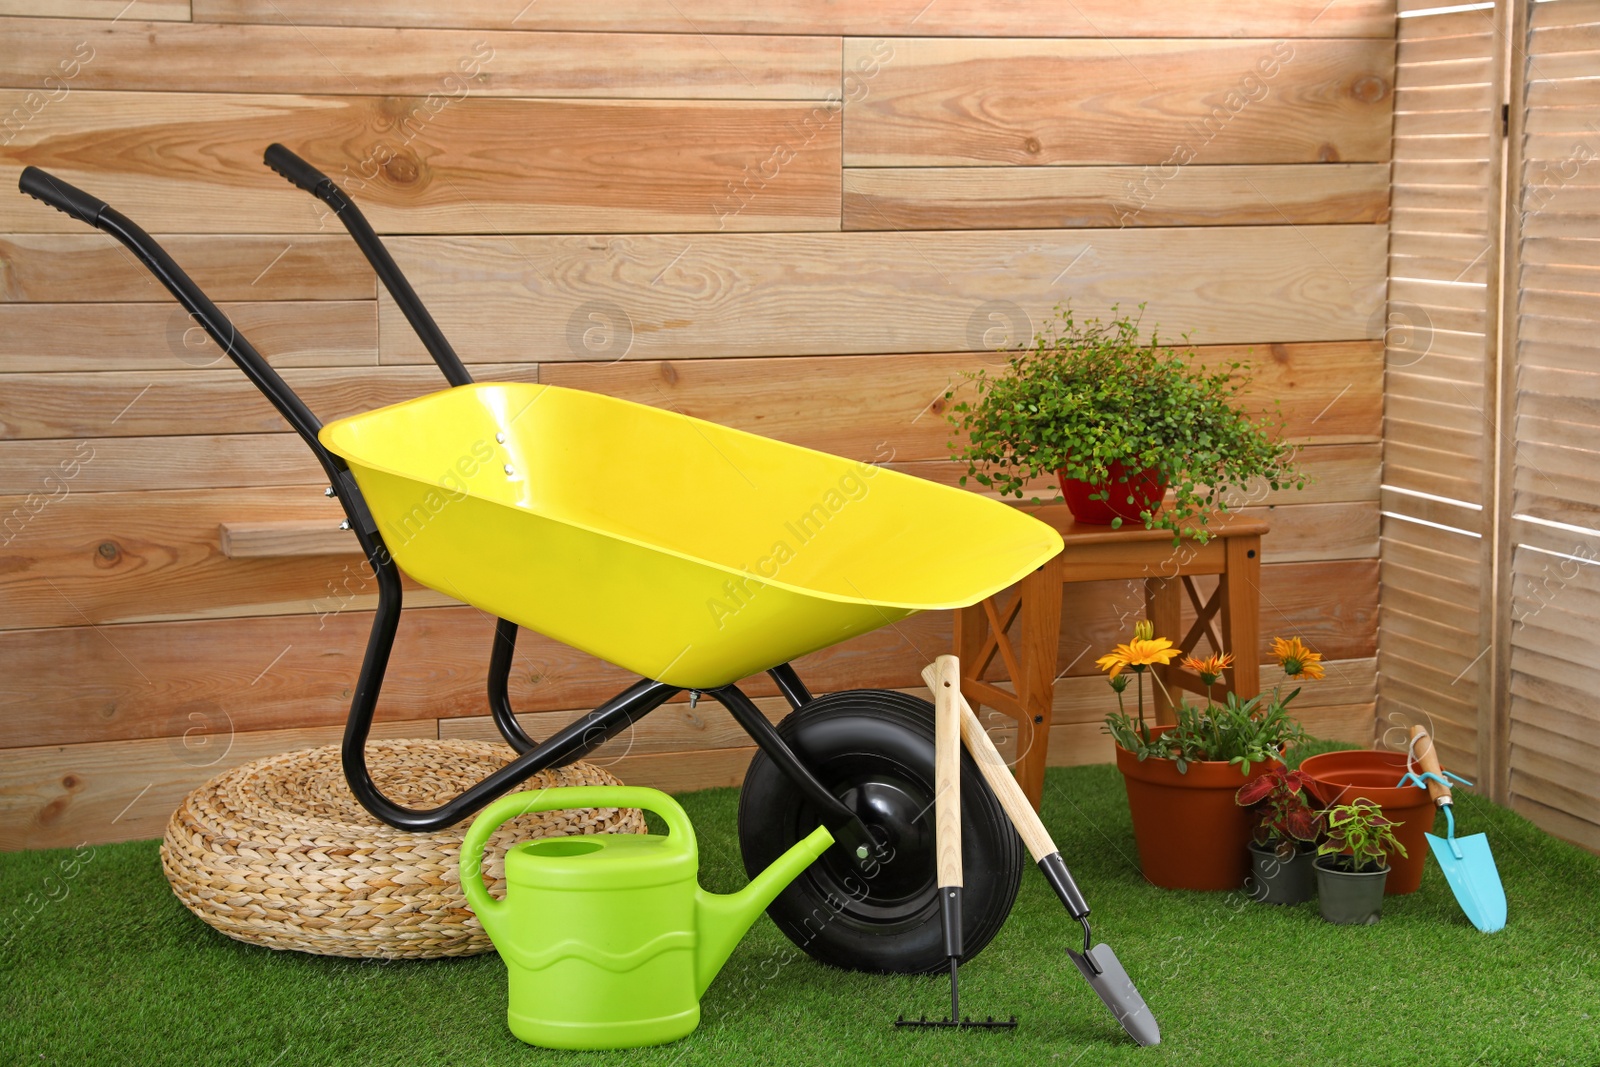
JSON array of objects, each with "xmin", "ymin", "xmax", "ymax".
[
  {"xmin": 1236, "ymin": 767, "xmax": 1324, "ymax": 861},
  {"xmin": 1318, "ymin": 799, "xmax": 1408, "ymax": 874}
]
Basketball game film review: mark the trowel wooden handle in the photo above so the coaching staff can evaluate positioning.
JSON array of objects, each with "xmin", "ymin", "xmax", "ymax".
[
  {"xmin": 922, "ymin": 662, "xmax": 1057, "ymax": 863},
  {"xmin": 931, "ymin": 655, "xmax": 963, "ymax": 889},
  {"xmin": 1409, "ymin": 725, "xmax": 1453, "ymax": 807}
]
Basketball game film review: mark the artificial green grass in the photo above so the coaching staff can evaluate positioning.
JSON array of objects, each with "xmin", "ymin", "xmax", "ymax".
[{"xmin": 3, "ymin": 750, "xmax": 1597, "ymax": 1066}]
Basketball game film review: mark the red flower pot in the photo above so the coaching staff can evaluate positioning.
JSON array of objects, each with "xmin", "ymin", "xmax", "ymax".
[
  {"xmin": 1298, "ymin": 749, "xmax": 1435, "ymax": 895},
  {"xmin": 1115, "ymin": 727, "xmax": 1284, "ymax": 891},
  {"xmin": 1057, "ymin": 462, "xmax": 1167, "ymax": 525}
]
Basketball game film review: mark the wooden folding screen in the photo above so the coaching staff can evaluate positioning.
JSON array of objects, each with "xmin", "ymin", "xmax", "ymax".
[
  {"xmin": 1378, "ymin": 1, "xmax": 1505, "ymax": 782},
  {"xmin": 1381, "ymin": 0, "xmax": 1600, "ymax": 852},
  {"xmin": 1496, "ymin": 0, "xmax": 1600, "ymax": 851}
]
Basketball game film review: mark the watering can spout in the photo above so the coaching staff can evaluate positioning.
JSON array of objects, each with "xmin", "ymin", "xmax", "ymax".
[{"xmin": 694, "ymin": 824, "xmax": 833, "ymax": 997}]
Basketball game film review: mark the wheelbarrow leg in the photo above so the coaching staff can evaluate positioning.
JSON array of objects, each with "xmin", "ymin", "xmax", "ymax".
[
  {"xmin": 488, "ymin": 618, "xmax": 538, "ymax": 753},
  {"xmin": 766, "ymin": 663, "xmax": 813, "ymax": 712}
]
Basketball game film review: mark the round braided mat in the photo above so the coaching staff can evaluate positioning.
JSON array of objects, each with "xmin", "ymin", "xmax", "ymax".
[{"xmin": 159, "ymin": 738, "xmax": 644, "ymax": 959}]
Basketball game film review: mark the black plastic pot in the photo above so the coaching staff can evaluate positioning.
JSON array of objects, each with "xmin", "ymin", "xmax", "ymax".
[
  {"xmin": 1313, "ymin": 856, "xmax": 1389, "ymax": 925},
  {"xmin": 1245, "ymin": 841, "xmax": 1317, "ymax": 905}
]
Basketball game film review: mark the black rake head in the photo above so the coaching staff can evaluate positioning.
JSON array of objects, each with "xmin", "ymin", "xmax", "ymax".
[{"xmin": 894, "ymin": 1014, "xmax": 1018, "ymax": 1031}]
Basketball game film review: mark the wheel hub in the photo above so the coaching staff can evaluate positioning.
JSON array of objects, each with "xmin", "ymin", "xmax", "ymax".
[{"xmin": 803, "ymin": 765, "xmax": 939, "ymax": 922}]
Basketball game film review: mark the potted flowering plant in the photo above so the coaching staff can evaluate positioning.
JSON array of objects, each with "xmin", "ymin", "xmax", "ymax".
[
  {"xmin": 1101, "ymin": 627, "xmax": 1317, "ymax": 891},
  {"xmin": 1315, "ymin": 799, "xmax": 1408, "ymax": 925},
  {"xmin": 945, "ymin": 304, "xmax": 1302, "ymax": 539},
  {"xmin": 1236, "ymin": 767, "xmax": 1324, "ymax": 905}
]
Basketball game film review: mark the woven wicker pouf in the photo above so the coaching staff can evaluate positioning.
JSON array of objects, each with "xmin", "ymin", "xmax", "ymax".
[{"xmin": 160, "ymin": 738, "xmax": 645, "ymax": 959}]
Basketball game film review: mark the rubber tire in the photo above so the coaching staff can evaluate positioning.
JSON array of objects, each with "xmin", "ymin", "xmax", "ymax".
[{"xmin": 737, "ymin": 688, "xmax": 1023, "ymax": 974}]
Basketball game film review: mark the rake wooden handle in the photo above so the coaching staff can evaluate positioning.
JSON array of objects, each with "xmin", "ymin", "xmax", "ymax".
[
  {"xmin": 931, "ymin": 655, "xmax": 963, "ymax": 889},
  {"xmin": 1409, "ymin": 725, "xmax": 1453, "ymax": 807},
  {"xmin": 922, "ymin": 662, "xmax": 1057, "ymax": 863}
]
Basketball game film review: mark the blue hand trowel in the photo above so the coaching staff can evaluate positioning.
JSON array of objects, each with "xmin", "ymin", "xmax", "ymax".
[{"xmin": 1405, "ymin": 726, "xmax": 1506, "ymax": 933}]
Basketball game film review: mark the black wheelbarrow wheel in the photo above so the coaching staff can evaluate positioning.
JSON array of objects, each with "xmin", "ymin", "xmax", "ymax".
[{"xmin": 737, "ymin": 688, "xmax": 1023, "ymax": 974}]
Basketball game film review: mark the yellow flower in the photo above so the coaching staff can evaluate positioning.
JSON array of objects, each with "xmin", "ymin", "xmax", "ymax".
[
  {"xmin": 1272, "ymin": 636, "xmax": 1325, "ymax": 681},
  {"xmin": 1182, "ymin": 652, "xmax": 1234, "ymax": 687},
  {"xmin": 1133, "ymin": 619, "xmax": 1155, "ymax": 642},
  {"xmin": 1096, "ymin": 637, "xmax": 1181, "ymax": 679}
]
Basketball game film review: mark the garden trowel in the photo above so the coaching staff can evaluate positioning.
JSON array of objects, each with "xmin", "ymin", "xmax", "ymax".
[
  {"xmin": 1408, "ymin": 726, "xmax": 1507, "ymax": 933},
  {"xmin": 921, "ymin": 661, "xmax": 1161, "ymax": 1046}
]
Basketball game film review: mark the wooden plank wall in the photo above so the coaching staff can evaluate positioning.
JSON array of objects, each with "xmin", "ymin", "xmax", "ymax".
[{"xmin": 0, "ymin": 1, "xmax": 1395, "ymax": 848}]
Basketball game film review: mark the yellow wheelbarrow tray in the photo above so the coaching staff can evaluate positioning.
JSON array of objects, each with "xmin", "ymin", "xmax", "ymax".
[
  {"xmin": 20, "ymin": 150, "xmax": 1062, "ymax": 978},
  {"xmin": 321, "ymin": 381, "xmax": 1061, "ymax": 691}
]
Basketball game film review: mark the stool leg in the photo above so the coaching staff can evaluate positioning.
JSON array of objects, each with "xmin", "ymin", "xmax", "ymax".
[
  {"xmin": 1144, "ymin": 577, "xmax": 1182, "ymax": 726},
  {"xmin": 1016, "ymin": 560, "xmax": 1061, "ymax": 810},
  {"xmin": 1221, "ymin": 535, "xmax": 1262, "ymax": 700}
]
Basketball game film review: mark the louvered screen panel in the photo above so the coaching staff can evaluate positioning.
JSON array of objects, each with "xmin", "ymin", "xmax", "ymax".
[
  {"xmin": 1504, "ymin": 0, "xmax": 1600, "ymax": 851},
  {"xmin": 1378, "ymin": 1, "xmax": 1503, "ymax": 775}
]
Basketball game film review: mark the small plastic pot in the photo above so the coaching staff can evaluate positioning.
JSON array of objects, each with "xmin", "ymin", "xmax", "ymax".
[
  {"xmin": 1245, "ymin": 842, "xmax": 1317, "ymax": 905},
  {"xmin": 1313, "ymin": 856, "xmax": 1389, "ymax": 925}
]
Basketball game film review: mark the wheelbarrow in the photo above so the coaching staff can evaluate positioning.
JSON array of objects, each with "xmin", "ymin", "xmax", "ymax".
[{"xmin": 17, "ymin": 149, "xmax": 1062, "ymax": 975}]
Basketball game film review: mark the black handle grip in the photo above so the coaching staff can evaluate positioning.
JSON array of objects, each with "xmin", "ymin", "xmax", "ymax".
[
  {"xmin": 263, "ymin": 143, "xmax": 332, "ymax": 194},
  {"xmin": 18, "ymin": 167, "xmax": 107, "ymax": 225},
  {"xmin": 1038, "ymin": 852, "xmax": 1091, "ymax": 919}
]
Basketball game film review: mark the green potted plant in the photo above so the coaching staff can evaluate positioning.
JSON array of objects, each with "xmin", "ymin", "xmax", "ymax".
[
  {"xmin": 1236, "ymin": 767, "xmax": 1324, "ymax": 905},
  {"xmin": 947, "ymin": 304, "xmax": 1302, "ymax": 539},
  {"xmin": 1315, "ymin": 798, "xmax": 1409, "ymax": 925},
  {"xmin": 1101, "ymin": 630, "xmax": 1315, "ymax": 891}
]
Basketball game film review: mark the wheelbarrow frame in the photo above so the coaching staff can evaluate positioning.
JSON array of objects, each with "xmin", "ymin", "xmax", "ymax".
[{"xmin": 17, "ymin": 151, "xmax": 877, "ymax": 858}]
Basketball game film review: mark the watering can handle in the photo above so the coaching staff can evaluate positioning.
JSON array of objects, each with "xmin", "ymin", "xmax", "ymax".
[
  {"xmin": 458, "ymin": 786, "xmax": 691, "ymax": 923},
  {"xmin": 1408, "ymin": 726, "xmax": 1453, "ymax": 808}
]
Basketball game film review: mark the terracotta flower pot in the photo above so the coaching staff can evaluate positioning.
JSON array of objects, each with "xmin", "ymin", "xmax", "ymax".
[
  {"xmin": 1115, "ymin": 728, "xmax": 1284, "ymax": 891},
  {"xmin": 1314, "ymin": 856, "xmax": 1389, "ymax": 925},
  {"xmin": 1245, "ymin": 842, "xmax": 1318, "ymax": 905},
  {"xmin": 1298, "ymin": 749, "xmax": 1434, "ymax": 895},
  {"xmin": 1057, "ymin": 462, "xmax": 1167, "ymax": 525}
]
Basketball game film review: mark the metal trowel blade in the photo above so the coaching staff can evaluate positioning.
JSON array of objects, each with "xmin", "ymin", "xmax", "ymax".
[
  {"xmin": 1427, "ymin": 831, "xmax": 1507, "ymax": 933},
  {"xmin": 1067, "ymin": 943, "xmax": 1161, "ymax": 1047}
]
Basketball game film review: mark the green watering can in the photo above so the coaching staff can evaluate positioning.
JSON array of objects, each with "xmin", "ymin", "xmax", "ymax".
[{"xmin": 460, "ymin": 785, "xmax": 834, "ymax": 1050}]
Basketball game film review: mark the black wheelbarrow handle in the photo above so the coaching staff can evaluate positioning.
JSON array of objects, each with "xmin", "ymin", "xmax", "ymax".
[
  {"xmin": 19, "ymin": 166, "xmax": 108, "ymax": 225},
  {"xmin": 264, "ymin": 142, "xmax": 333, "ymax": 195},
  {"xmin": 260, "ymin": 143, "xmax": 472, "ymax": 388},
  {"xmin": 18, "ymin": 166, "xmax": 329, "ymax": 458}
]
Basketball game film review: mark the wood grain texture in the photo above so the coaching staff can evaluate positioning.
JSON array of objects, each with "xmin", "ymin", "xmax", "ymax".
[
  {"xmin": 188, "ymin": 0, "xmax": 1398, "ymax": 38},
  {"xmin": 930, "ymin": 654, "xmax": 963, "ymax": 886},
  {"xmin": 0, "ymin": 92, "xmax": 843, "ymax": 234},
  {"xmin": 378, "ymin": 227, "xmax": 1387, "ymax": 363},
  {"xmin": 0, "ymin": 434, "xmax": 321, "ymax": 495},
  {"xmin": 0, "ymin": 234, "xmax": 376, "ymax": 302},
  {"xmin": 0, "ymin": 718, "xmax": 430, "ymax": 851},
  {"xmin": 0, "ymin": 0, "xmax": 187, "ymax": 18},
  {"xmin": 219, "ymin": 520, "xmax": 354, "ymax": 558},
  {"xmin": 542, "ymin": 341, "xmax": 1382, "ymax": 461},
  {"xmin": 0, "ymin": 363, "xmax": 531, "ymax": 441},
  {"xmin": 0, "ymin": 18, "xmax": 838, "ymax": 99},
  {"xmin": 0, "ymin": 1, "xmax": 1395, "ymax": 791},
  {"xmin": 842, "ymin": 38, "xmax": 1394, "ymax": 167},
  {"xmin": 843, "ymin": 164, "xmax": 1392, "ymax": 230},
  {"xmin": 0, "ymin": 300, "xmax": 377, "ymax": 372},
  {"xmin": 1, "ymin": 561, "xmax": 1376, "ymax": 749}
]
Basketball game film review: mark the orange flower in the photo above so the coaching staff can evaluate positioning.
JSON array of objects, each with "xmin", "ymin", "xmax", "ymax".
[
  {"xmin": 1272, "ymin": 636, "xmax": 1325, "ymax": 681},
  {"xmin": 1097, "ymin": 634, "xmax": 1181, "ymax": 679},
  {"xmin": 1182, "ymin": 651, "xmax": 1234, "ymax": 687}
]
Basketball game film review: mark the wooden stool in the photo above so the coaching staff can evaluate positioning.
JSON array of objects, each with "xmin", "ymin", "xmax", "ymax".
[{"xmin": 954, "ymin": 507, "xmax": 1269, "ymax": 810}]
